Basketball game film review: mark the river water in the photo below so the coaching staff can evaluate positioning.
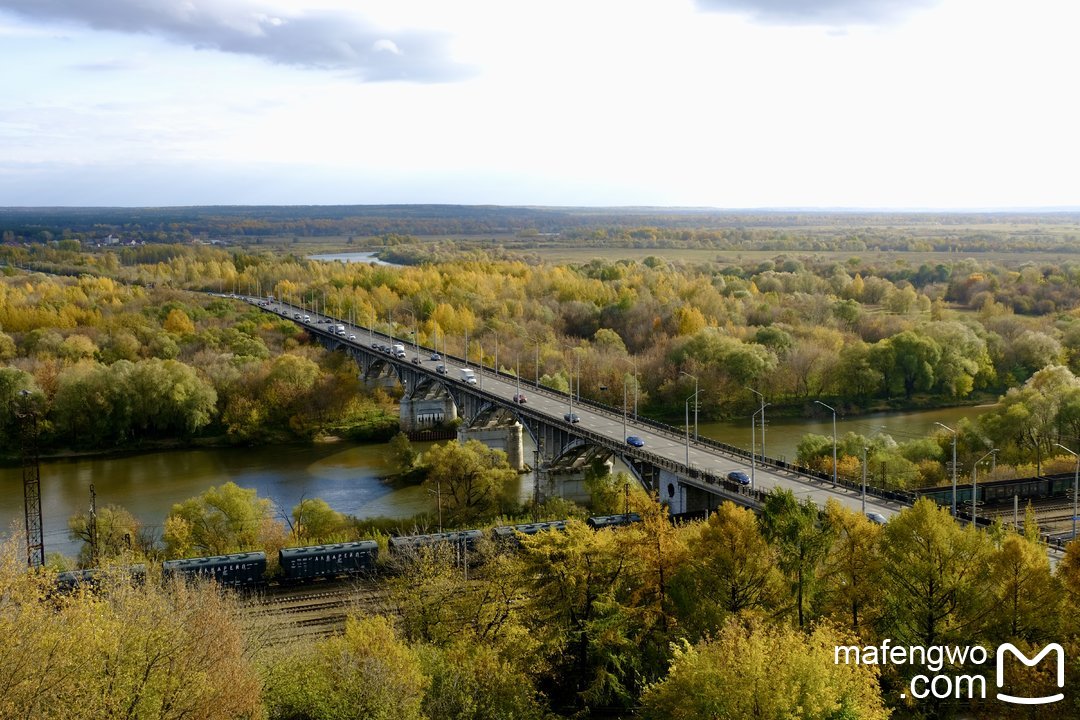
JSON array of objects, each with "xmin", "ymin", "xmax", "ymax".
[
  {"xmin": 308, "ymin": 252, "xmax": 399, "ymax": 266},
  {"xmin": 0, "ymin": 404, "xmax": 989, "ymax": 559}
]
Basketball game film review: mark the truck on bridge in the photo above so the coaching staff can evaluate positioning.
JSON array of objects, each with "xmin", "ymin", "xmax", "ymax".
[{"xmin": 460, "ymin": 368, "xmax": 477, "ymax": 384}]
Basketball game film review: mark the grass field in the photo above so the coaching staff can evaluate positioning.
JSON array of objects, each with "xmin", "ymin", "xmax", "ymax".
[{"xmin": 232, "ymin": 236, "xmax": 1080, "ymax": 270}]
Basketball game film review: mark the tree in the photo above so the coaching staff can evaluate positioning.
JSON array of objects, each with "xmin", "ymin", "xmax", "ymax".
[
  {"xmin": 881, "ymin": 498, "xmax": 994, "ymax": 647},
  {"xmin": 760, "ymin": 489, "xmax": 831, "ymax": 627},
  {"xmin": 987, "ymin": 531, "xmax": 1059, "ymax": 643},
  {"xmin": 162, "ymin": 308, "xmax": 195, "ymax": 335},
  {"xmin": 669, "ymin": 503, "xmax": 783, "ymax": 640},
  {"xmin": 388, "ymin": 432, "xmax": 417, "ymax": 474},
  {"xmin": 640, "ymin": 616, "xmax": 888, "ymax": 720},
  {"xmin": 68, "ymin": 503, "xmax": 141, "ymax": 567},
  {"xmin": 516, "ymin": 520, "xmax": 640, "ymax": 710},
  {"xmin": 870, "ymin": 331, "xmax": 941, "ymax": 398},
  {"xmin": 0, "ymin": 545, "xmax": 262, "ymax": 720},
  {"xmin": 264, "ymin": 615, "xmax": 428, "ymax": 720},
  {"xmin": 422, "ymin": 440, "xmax": 516, "ymax": 525},
  {"xmin": 292, "ymin": 497, "xmax": 349, "ymax": 543},
  {"xmin": 819, "ymin": 499, "xmax": 884, "ymax": 635},
  {"xmin": 163, "ymin": 482, "xmax": 277, "ymax": 557},
  {"xmin": 418, "ymin": 640, "xmax": 545, "ymax": 720}
]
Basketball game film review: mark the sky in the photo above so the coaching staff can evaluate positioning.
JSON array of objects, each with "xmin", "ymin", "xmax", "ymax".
[{"xmin": 0, "ymin": 0, "xmax": 1077, "ymax": 208}]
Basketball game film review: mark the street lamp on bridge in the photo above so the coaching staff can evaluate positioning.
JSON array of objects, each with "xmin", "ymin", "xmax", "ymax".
[
  {"xmin": 750, "ymin": 403, "xmax": 770, "ymax": 492},
  {"xmin": 681, "ymin": 371, "xmax": 698, "ymax": 442},
  {"xmin": 814, "ymin": 400, "xmax": 838, "ymax": 488},
  {"xmin": 935, "ymin": 421, "xmax": 958, "ymax": 517},
  {"xmin": 746, "ymin": 387, "xmax": 766, "ymax": 458}
]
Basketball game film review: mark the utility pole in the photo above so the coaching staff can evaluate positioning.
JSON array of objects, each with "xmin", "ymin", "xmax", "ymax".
[
  {"xmin": 89, "ymin": 484, "xmax": 99, "ymax": 566},
  {"xmin": 17, "ymin": 390, "xmax": 44, "ymax": 568}
]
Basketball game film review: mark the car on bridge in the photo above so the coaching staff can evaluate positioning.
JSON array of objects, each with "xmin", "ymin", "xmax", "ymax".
[
  {"xmin": 626, "ymin": 435, "xmax": 645, "ymax": 447},
  {"xmin": 412, "ymin": 356, "xmax": 422, "ymax": 365},
  {"xmin": 513, "ymin": 393, "xmax": 527, "ymax": 404},
  {"xmin": 726, "ymin": 470, "xmax": 751, "ymax": 486},
  {"xmin": 349, "ymin": 334, "xmax": 356, "ymax": 341},
  {"xmin": 430, "ymin": 352, "xmax": 442, "ymax": 361},
  {"xmin": 564, "ymin": 412, "xmax": 580, "ymax": 423},
  {"xmin": 436, "ymin": 364, "xmax": 447, "ymax": 374},
  {"xmin": 866, "ymin": 512, "xmax": 887, "ymax": 525}
]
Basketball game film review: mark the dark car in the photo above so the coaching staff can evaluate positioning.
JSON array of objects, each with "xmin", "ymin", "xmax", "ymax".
[
  {"xmin": 626, "ymin": 435, "xmax": 645, "ymax": 447},
  {"xmin": 411, "ymin": 356, "xmax": 422, "ymax": 365},
  {"xmin": 430, "ymin": 352, "xmax": 442, "ymax": 361},
  {"xmin": 436, "ymin": 364, "xmax": 447, "ymax": 374},
  {"xmin": 564, "ymin": 412, "xmax": 580, "ymax": 424},
  {"xmin": 727, "ymin": 470, "xmax": 751, "ymax": 486},
  {"xmin": 513, "ymin": 393, "xmax": 527, "ymax": 404},
  {"xmin": 866, "ymin": 512, "xmax": 887, "ymax": 525}
]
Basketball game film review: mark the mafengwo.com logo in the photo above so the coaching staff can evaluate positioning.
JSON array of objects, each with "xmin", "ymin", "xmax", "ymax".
[{"xmin": 834, "ymin": 639, "xmax": 1066, "ymax": 705}]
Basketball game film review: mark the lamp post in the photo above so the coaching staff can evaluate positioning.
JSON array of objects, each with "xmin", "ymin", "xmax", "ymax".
[
  {"xmin": 681, "ymin": 371, "xmax": 699, "ymax": 442},
  {"xmin": 861, "ymin": 446, "xmax": 869, "ymax": 514},
  {"xmin": 971, "ymin": 448, "xmax": 998, "ymax": 526},
  {"xmin": 631, "ymin": 357, "xmax": 639, "ymax": 421},
  {"xmin": 1056, "ymin": 443, "xmax": 1079, "ymax": 541},
  {"xmin": 750, "ymin": 403, "xmax": 770, "ymax": 491},
  {"xmin": 936, "ymin": 422, "xmax": 958, "ymax": 517},
  {"xmin": 685, "ymin": 389, "xmax": 701, "ymax": 468},
  {"xmin": 747, "ymin": 387, "xmax": 766, "ymax": 458},
  {"xmin": 516, "ymin": 356, "xmax": 523, "ymax": 402},
  {"xmin": 622, "ymin": 376, "xmax": 628, "ymax": 442},
  {"xmin": 815, "ymin": 400, "xmax": 838, "ymax": 487}
]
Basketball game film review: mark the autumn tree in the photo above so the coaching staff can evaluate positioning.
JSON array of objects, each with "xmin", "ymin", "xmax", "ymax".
[
  {"xmin": 264, "ymin": 615, "xmax": 428, "ymax": 720},
  {"xmin": 422, "ymin": 440, "xmax": 517, "ymax": 525},
  {"xmin": 668, "ymin": 503, "xmax": 783, "ymax": 641},
  {"xmin": 880, "ymin": 498, "xmax": 994, "ymax": 647},
  {"xmin": 640, "ymin": 616, "xmax": 888, "ymax": 720},
  {"xmin": 0, "ymin": 545, "xmax": 262, "ymax": 720},
  {"xmin": 163, "ymin": 481, "xmax": 279, "ymax": 557},
  {"xmin": 760, "ymin": 489, "xmax": 831, "ymax": 627},
  {"xmin": 68, "ymin": 503, "xmax": 142, "ymax": 567},
  {"xmin": 818, "ymin": 499, "xmax": 884, "ymax": 635}
]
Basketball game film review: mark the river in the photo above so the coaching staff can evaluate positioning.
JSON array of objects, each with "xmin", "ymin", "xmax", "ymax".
[
  {"xmin": 0, "ymin": 404, "xmax": 991, "ymax": 560},
  {"xmin": 696, "ymin": 404, "xmax": 991, "ymax": 463},
  {"xmin": 0, "ymin": 442, "xmax": 435, "ymax": 558},
  {"xmin": 308, "ymin": 251, "xmax": 400, "ymax": 266}
]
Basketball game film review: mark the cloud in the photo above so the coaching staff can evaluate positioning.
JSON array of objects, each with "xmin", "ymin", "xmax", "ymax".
[
  {"xmin": 0, "ymin": 0, "xmax": 472, "ymax": 82},
  {"xmin": 695, "ymin": 0, "xmax": 938, "ymax": 26}
]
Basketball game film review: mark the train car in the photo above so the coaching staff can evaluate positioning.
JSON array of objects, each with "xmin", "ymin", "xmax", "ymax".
[
  {"xmin": 53, "ymin": 564, "xmax": 146, "ymax": 594},
  {"xmin": 492, "ymin": 520, "xmax": 567, "ymax": 545},
  {"xmin": 586, "ymin": 513, "xmax": 643, "ymax": 530},
  {"xmin": 388, "ymin": 529, "xmax": 484, "ymax": 555},
  {"xmin": 916, "ymin": 472, "xmax": 1074, "ymax": 508},
  {"xmin": 162, "ymin": 552, "xmax": 266, "ymax": 589},
  {"xmin": 54, "ymin": 568, "xmax": 99, "ymax": 593},
  {"xmin": 279, "ymin": 541, "xmax": 378, "ymax": 581}
]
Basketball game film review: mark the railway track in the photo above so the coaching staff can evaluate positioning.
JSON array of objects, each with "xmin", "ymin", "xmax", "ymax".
[{"xmin": 241, "ymin": 578, "xmax": 390, "ymax": 646}]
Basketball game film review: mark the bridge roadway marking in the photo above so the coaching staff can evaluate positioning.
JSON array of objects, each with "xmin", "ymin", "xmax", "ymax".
[{"xmin": 242, "ymin": 295, "xmax": 902, "ymax": 520}]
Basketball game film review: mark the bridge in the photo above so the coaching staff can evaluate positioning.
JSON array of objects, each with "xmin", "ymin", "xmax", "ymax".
[{"xmin": 239, "ymin": 295, "xmax": 909, "ymax": 521}]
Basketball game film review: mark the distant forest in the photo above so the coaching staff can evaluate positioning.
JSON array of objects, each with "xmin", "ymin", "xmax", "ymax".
[{"xmin": 4, "ymin": 205, "xmax": 1080, "ymax": 254}]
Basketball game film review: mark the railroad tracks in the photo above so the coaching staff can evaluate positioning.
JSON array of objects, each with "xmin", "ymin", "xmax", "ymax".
[{"xmin": 242, "ymin": 579, "xmax": 389, "ymax": 645}]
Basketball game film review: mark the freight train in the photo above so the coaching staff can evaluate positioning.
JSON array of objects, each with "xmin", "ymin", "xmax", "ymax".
[{"xmin": 53, "ymin": 514, "xmax": 643, "ymax": 592}]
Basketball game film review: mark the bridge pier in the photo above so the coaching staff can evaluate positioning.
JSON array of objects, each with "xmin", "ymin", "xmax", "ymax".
[{"xmin": 399, "ymin": 379, "xmax": 458, "ymax": 432}]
